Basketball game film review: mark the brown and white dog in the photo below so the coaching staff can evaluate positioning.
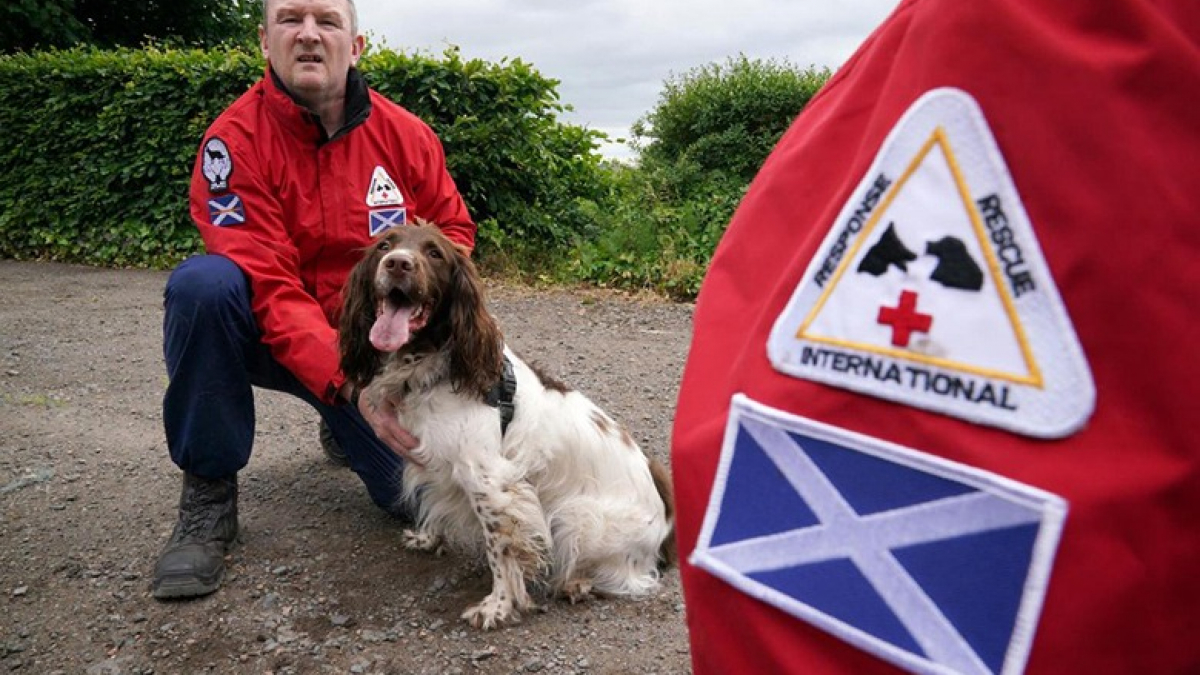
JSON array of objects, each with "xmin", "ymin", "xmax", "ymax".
[{"xmin": 338, "ymin": 222, "xmax": 676, "ymax": 629}]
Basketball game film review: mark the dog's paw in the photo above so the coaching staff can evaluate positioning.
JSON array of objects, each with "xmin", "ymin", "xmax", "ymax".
[
  {"xmin": 562, "ymin": 578, "xmax": 594, "ymax": 605},
  {"xmin": 461, "ymin": 592, "xmax": 520, "ymax": 630},
  {"xmin": 401, "ymin": 528, "xmax": 443, "ymax": 554}
]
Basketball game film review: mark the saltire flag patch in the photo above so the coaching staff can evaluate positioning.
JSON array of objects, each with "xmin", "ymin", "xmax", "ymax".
[
  {"xmin": 207, "ymin": 193, "xmax": 245, "ymax": 227},
  {"xmin": 369, "ymin": 208, "xmax": 407, "ymax": 236},
  {"xmin": 767, "ymin": 88, "xmax": 1094, "ymax": 439},
  {"xmin": 691, "ymin": 394, "xmax": 1067, "ymax": 675}
]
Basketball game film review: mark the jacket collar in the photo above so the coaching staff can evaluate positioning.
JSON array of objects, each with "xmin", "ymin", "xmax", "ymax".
[{"xmin": 264, "ymin": 65, "xmax": 373, "ymax": 144}]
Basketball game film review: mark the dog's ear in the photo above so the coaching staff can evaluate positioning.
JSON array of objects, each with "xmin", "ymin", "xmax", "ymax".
[
  {"xmin": 447, "ymin": 247, "xmax": 503, "ymax": 398},
  {"xmin": 338, "ymin": 246, "xmax": 383, "ymax": 387}
]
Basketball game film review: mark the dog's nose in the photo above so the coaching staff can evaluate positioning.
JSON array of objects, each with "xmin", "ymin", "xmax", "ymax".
[{"xmin": 383, "ymin": 251, "xmax": 415, "ymax": 276}]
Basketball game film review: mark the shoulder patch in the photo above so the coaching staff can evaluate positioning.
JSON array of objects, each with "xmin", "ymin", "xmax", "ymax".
[
  {"xmin": 767, "ymin": 88, "xmax": 1094, "ymax": 439},
  {"xmin": 201, "ymin": 137, "xmax": 233, "ymax": 193},
  {"xmin": 692, "ymin": 394, "xmax": 1067, "ymax": 675},
  {"xmin": 207, "ymin": 193, "xmax": 245, "ymax": 227}
]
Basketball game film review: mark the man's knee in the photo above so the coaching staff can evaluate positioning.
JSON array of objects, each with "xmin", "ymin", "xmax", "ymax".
[{"xmin": 165, "ymin": 255, "xmax": 248, "ymax": 315}]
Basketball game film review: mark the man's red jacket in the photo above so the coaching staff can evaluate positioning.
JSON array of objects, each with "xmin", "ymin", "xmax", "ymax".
[
  {"xmin": 189, "ymin": 68, "xmax": 474, "ymax": 403},
  {"xmin": 672, "ymin": 0, "xmax": 1200, "ymax": 673}
]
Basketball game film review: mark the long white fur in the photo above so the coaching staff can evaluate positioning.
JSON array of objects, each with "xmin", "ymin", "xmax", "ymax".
[{"xmin": 365, "ymin": 345, "xmax": 672, "ymax": 630}]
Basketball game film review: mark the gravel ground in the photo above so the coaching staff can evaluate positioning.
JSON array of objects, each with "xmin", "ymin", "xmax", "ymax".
[{"xmin": 0, "ymin": 260, "xmax": 696, "ymax": 675}]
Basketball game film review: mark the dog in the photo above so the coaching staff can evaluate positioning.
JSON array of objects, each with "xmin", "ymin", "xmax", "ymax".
[{"xmin": 338, "ymin": 222, "xmax": 676, "ymax": 629}]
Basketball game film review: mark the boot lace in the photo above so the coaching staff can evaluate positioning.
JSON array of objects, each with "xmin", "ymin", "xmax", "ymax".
[{"xmin": 176, "ymin": 478, "xmax": 233, "ymax": 541}]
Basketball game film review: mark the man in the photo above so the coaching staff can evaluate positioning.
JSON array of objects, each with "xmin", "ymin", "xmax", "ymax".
[
  {"xmin": 672, "ymin": 0, "xmax": 1199, "ymax": 673},
  {"xmin": 152, "ymin": 0, "xmax": 476, "ymax": 599}
]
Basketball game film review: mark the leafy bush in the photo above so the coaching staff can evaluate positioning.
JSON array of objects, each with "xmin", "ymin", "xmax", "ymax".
[
  {"xmin": 0, "ymin": 45, "xmax": 607, "ymax": 267},
  {"xmin": 569, "ymin": 56, "xmax": 830, "ymax": 298},
  {"xmin": 0, "ymin": 45, "xmax": 257, "ymax": 266},
  {"xmin": 563, "ymin": 162, "xmax": 742, "ymax": 299},
  {"xmin": 634, "ymin": 55, "xmax": 829, "ymax": 183}
]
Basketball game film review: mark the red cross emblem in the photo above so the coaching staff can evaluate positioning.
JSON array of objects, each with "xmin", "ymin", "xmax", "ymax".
[{"xmin": 878, "ymin": 290, "xmax": 933, "ymax": 347}]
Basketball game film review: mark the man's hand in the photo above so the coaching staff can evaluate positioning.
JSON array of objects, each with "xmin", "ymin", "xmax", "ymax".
[{"xmin": 342, "ymin": 383, "xmax": 423, "ymax": 466}]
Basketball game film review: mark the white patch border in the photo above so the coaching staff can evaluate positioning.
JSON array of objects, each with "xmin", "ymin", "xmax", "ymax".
[
  {"xmin": 207, "ymin": 193, "xmax": 245, "ymax": 227},
  {"xmin": 368, "ymin": 207, "xmax": 407, "ymax": 237},
  {"xmin": 691, "ymin": 394, "xmax": 1068, "ymax": 675},
  {"xmin": 365, "ymin": 165, "xmax": 404, "ymax": 208},
  {"xmin": 201, "ymin": 137, "xmax": 233, "ymax": 194},
  {"xmin": 766, "ymin": 87, "xmax": 1095, "ymax": 439}
]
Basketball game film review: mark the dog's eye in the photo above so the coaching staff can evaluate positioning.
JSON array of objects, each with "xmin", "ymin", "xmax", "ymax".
[
  {"xmin": 377, "ymin": 241, "xmax": 391, "ymax": 252},
  {"xmin": 427, "ymin": 246, "xmax": 443, "ymax": 259}
]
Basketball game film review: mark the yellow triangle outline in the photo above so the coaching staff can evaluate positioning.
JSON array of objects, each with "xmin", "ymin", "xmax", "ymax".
[{"xmin": 795, "ymin": 127, "xmax": 1044, "ymax": 388}]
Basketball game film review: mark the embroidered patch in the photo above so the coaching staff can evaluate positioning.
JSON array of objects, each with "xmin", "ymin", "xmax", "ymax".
[
  {"xmin": 369, "ymin": 208, "xmax": 406, "ymax": 236},
  {"xmin": 692, "ymin": 394, "xmax": 1067, "ymax": 675},
  {"xmin": 366, "ymin": 166, "xmax": 404, "ymax": 207},
  {"xmin": 767, "ymin": 88, "xmax": 1094, "ymax": 439},
  {"xmin": 201, "ymin": 137, "xmax": 233, "ymax": 193},
  {"xmin": 207, "ymin": 193, "xmax": 245, "ymax": 227}
]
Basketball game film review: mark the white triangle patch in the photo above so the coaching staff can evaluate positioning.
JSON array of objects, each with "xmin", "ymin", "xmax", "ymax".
[
  {"xmin": 366, "ymin": 165, "xmax": 404, "ymax": 207},
  {"xmin": 768, "ymin": 88, "xmax": 1094, "ymax": 439}
]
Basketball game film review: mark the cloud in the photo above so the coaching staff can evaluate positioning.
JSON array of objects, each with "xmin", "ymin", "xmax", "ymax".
[{"xmin": 356, "ymin": 0, "xmax": 899, "ymax": 158}]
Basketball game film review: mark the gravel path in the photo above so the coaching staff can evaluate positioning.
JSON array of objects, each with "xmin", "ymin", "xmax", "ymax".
[{"xmin": 0, "ymin": 260, "xmax": 695, "ymax": 675}]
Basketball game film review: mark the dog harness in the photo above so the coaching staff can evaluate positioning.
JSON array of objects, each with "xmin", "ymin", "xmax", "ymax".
[{"xmin": 484, "ymin": 355, "xmax": 517, "ymax": 435}]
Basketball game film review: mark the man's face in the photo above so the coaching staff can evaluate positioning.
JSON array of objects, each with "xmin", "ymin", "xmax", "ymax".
[{"xmin": 260, "ymin": 0, "xmax": 364, "ymax": 106}]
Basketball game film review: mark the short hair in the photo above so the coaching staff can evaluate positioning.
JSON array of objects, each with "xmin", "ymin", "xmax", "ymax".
[{"xmin": 261, "ymin": 0, "xmax": 359, "ymax": 36}]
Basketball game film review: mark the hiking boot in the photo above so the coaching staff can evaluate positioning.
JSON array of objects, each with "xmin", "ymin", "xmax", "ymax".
[
  {"xmin": 151, "ymin": 473, "xmax": 238, "ymax": 599},
  {"xmin": 319, "ymin": 419, "xmax": 350, "ymax": 467}
]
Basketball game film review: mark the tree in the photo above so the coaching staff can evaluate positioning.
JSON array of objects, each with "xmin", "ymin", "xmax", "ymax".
[
  {"xmin": 1, "ymin": 0, "xmax": 259, "ymax": 53},
  {"xmin": 632, "ymin": 55, "xmax": 830, "ymax": 183},
  {"xmin": 1, "ymin": 1, "xmax": 89, "ymax": 53}
]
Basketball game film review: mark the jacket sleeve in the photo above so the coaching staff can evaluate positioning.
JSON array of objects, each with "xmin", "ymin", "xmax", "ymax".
[
  {"xmin": 190, "ymin": 132, "xmax": 346, "ymax": 403},
  {"xmin": 407, "ymin": 121, "xmax": 477, "ymax": 254}
]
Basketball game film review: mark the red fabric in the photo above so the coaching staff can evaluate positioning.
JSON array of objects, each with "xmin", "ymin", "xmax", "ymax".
[
  {"xmin": 190, "ymin": 70, "xmax": 475, "ymax": 403},
  {"xmin": 672, "ymin": 0, "xmax": 1200, "ymax": 673}
]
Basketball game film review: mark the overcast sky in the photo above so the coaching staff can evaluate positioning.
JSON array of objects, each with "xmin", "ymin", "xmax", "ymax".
[{"xmin": 355, "ymin": 1, "xmax": 900, "ymax": 159}]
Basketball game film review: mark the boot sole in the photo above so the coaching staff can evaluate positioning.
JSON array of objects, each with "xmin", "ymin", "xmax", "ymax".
[
  {"xmin": 152, "ymin": 567, "xmax": 224, "ymax": 599},
  {"xmin": 151, "ymin": 535, "xmax": 237, "ymax": 600}
]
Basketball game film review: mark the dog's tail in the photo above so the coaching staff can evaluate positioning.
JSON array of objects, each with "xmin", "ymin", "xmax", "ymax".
[{"xmin": 648, "ymin": 457, "xmax": 678, "ymax": 571}]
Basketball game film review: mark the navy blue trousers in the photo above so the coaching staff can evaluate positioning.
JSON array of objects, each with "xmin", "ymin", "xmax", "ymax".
[{"xmin": 162, "ymin": 255, "xmax": 408, "ymax": 517}]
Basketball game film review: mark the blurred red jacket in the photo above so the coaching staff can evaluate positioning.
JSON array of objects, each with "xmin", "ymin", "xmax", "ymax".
[{"xmin": 672, "ymin": 0, "xmax": 1200, "ymax": 673}]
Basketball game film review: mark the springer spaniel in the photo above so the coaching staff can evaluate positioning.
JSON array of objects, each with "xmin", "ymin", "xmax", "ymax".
[{"xmin": 338, "ymin": 222, "xmax": 676, "ymax": 629}]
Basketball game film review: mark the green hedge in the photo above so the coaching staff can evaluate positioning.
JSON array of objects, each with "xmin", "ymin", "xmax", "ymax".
[{"xmin": 0, "ymin": 45, "xmax": 606, "ymax": 267}]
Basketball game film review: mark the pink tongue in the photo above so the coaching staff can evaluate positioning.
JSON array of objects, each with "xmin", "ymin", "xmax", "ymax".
[{"xmin": 369, "ymin": 304, "xmax": 413, "ymax": 352}]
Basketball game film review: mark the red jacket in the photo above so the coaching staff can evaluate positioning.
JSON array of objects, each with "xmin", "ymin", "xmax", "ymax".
[
  {"xmin": 190, "ymin": 67, "xmax": 475, "ymax": 403},
  {"xmin": 673, "ymin": 0, "xmax": 1200, "ymax": 673}
]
